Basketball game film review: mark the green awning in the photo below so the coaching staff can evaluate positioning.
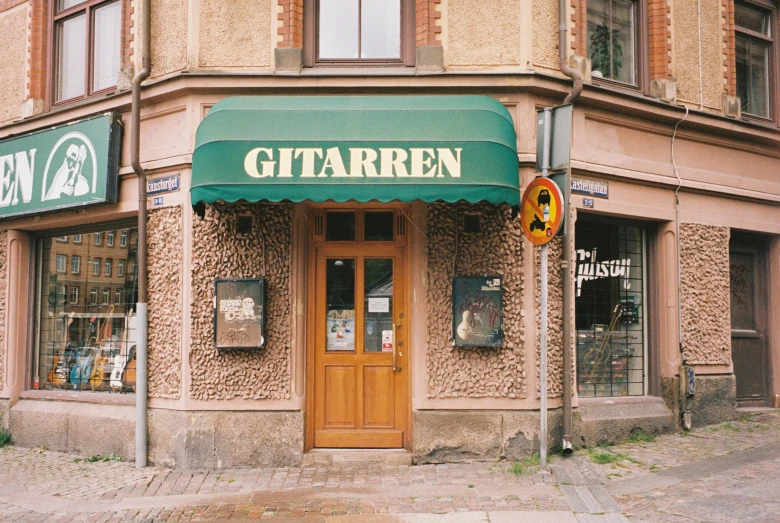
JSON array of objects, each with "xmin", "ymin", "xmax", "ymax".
[{"xmin": 191, "ymin": 96, "xmax": 520, "ymax": 206}]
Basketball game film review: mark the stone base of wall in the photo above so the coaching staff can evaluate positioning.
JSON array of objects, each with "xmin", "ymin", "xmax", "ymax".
[
  {"xmin": 9, "ymin": 399, "xmax": 135, "ymax": 460},
  {"xmin": 577, "ymin": 398, "xmax": 675, "ymax": 447},
  {"xmin": 148, "ymin": 409, "xmax": 303, "ymax": 469},
  {"xmin": 412, "ymin": 410, "xmax": 565, "ymax": 464},
  {"xmin": 0, "ymin": 399, "xmax": 8, "ymax": 430},
  {"xmin": 662, "ymin": 374, "xmax": 737, "ymax": 429}
]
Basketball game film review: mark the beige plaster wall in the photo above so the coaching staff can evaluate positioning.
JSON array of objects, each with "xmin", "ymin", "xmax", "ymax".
[
  {"xmin": 426, "ymin": 203, "xmax": 526, "ymax": 399},
  {"xmin": 679, "ymin": 223, "xmax": 731, "ymax": 365},
  {"xmin": 532, "ymin": 0, "xmax": 560, "ymax": 71},
  {"xmin": 446, "ymin": 0, "xmax": 522, "ymax": 67},
  {"xmin": 199, "ymin": 0, "xmax": 272, "ymax": 68},
  {"xmin": 151, "ymin": 0, "xmax": 188, "ymax": 78},
  {"xmin": 0, "ymin": 5, "xmax": 27, "ymax": 125},
  {"xmin": 0, "ymin": 231, "xmax": 6, "ymax": 391},
  {"xmin": 190, "ymin": 203, "xmax": 292, "ymax": 401},
  {"xmin": 535, "ymin": 236, "xmax": 563, "ymax": 398},
  {"xmin": 148, "ymin": 205, "xmax": 183, "ymax": 399},
  {"xmin": 671, "ymin": 0, "xmax": 724, "ymax": 110}
]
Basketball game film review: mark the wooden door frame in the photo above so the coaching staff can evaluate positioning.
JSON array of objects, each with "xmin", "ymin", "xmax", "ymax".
[
  {"xmin": 304, "ymin": 203, "xmax": 413, "ymax": 451},
  {"xmin": 730, "ymin": 236, "xmax": 771, "ymax": 406}
]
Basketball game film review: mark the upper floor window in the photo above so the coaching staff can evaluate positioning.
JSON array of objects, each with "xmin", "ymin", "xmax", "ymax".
[
  {"xmin": 53, "ymin": 0, "xmax": 122, "ymax": 104},
  {"xmin": 94, "ymin": 232, "xmax": 103, "ymax": 246},
  {"xmin": 107, "ymin": 231, "xmax": 115, "ymax": 247},
  {"xmin": 304, "ymin": 0, "xmax": 414, "ymax": 66},
  {"xmin": 588, "ymin": 0, "xmax": 639, "ymax": 86},
  {"xmin": 119, "ymin": 230, "xmax": 128, "ymax": 247},
  {"xmin": 71, "ymin": 255, "xmax": 81, "ymax": 274},
  {"xmin": 56, "ymin": 254, "xmax": 67, "ymax": 273},
  {"xmin": 735, "ymin": 1, "xmax": 775, "ymax": 119},
  {"xmin": 73, "ymin": 234, "xmax": 83, "ymax": 244}
]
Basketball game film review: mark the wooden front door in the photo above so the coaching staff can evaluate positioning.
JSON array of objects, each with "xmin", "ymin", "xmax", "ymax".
[
  {"xmin": 730, "ymin": 240, "xmax": 769, "ymax": 406},
  {"xmin": 309, "ymin": 208, "xmax": 408, "ymax": 448}
]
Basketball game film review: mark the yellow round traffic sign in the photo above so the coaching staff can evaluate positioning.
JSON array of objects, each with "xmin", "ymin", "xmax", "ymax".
[{"xmin": 520, "ymin": 177, "xmax": 564, "ymax": 245}]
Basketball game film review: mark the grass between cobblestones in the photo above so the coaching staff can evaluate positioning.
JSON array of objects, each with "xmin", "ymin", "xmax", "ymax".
[{"xmin": 0, "ymin": 430, "xmax": 11, "ymax": 448}]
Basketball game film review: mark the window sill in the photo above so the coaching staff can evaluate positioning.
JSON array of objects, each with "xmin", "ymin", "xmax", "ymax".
[
  {"xmin": 578, "ymin": 395, "xmax": 664, "ymax": 406},
  {"xmin": 20, "ymin": 389, "xmax": 135, "ymax": 405},
  {"xmin": 295, "ymin": 66, "xmax": 419, "ymax": 77}
]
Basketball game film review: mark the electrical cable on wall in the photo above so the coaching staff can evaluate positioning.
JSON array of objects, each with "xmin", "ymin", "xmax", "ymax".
[{"xmin": 671, "ymin": 105, "xmax": 689, "ymax": 365}]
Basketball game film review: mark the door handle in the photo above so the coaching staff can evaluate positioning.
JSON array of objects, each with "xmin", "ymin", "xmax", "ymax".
[{"xmin": 392, "ymin": 322, "xmax": 402, "ymax": 372}]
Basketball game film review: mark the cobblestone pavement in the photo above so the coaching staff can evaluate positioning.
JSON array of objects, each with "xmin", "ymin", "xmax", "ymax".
[
  {"xmin": 559, "ymin": 410, "xmax": 780, "ymax": 523},
  {"xmin": 0, "ymin": 410, "xmax": 778, "ymax": 522}
]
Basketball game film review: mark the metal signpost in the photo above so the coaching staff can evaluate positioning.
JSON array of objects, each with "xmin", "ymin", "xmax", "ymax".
[{"xmin": 522, "ymin": 105, "xmax": 571, "ymax": 470}]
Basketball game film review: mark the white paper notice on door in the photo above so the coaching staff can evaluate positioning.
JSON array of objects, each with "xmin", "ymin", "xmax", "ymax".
[{"xmin": 368, "ymin": 297, "xmax": 390, "ymax": 313}]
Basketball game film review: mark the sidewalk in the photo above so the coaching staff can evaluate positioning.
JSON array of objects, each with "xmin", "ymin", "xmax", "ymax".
[{"xmin": 0, "ymin": 410, "xmax": 778, "ymax": 522}]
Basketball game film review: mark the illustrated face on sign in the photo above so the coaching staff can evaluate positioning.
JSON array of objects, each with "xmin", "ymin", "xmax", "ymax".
[
  {"xmin": 43, "ymin": 132, "xmax": 97, "ymax": 202},
  {"xmin": 241, "ymin": 297, "xmax": 255, "ymax": 316}
]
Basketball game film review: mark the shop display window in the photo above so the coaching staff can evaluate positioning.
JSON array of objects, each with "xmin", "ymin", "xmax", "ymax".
[
  {"xmin": 575, "ymin": 221, "xmax": 647, "ymax": 397},
  {"xmin": 33, "ymin": 225, "xmax": 138, "ymax": 394}
]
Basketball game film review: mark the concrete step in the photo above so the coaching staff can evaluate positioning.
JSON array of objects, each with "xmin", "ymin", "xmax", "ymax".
[{"xmin": 303, "ymin": 449, "xmax": 413, "ymax": 466}]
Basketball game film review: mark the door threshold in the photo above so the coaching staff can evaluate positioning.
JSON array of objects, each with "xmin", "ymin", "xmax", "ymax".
[{"xmin": 304, "ymin": 448, "xmax": 412, "ymax": 466}]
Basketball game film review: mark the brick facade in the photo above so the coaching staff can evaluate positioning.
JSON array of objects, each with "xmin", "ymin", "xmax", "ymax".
[
  {"xmin": 571, "ymin": 0, "xmax": 587, "ymax": 56},
  {"xmin": 723, "ymin": 0, "xmax": 736, "ymax": 97},
  {"xmin": 416, "ymin": 0, "xmax": 442, "ymax": 46},
  {"xmin": 26, "ymin": 0, "xmax": 46, "ymax": 102},
  {"xmin": 277, "ymin": 0, "xmax": 303, "ymax": 48},
  {"xmin": 648, "ymin": 0, "xmax": 672, "ymax": 80}
]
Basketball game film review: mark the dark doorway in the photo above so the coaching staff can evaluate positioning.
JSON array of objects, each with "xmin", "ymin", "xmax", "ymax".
[{"xmin": 730, "ymin": 237, "xmax": 770, "ymax": 406}]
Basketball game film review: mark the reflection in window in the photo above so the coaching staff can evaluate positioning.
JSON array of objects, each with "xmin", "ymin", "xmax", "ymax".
[
  {"xmin": 34, "ymin": 226, "xmax": 138, "ymax": 394},
  {"xmin": 318, "ymin": 0, "xmax": 401, "ymax": 60},
  {"xmin": 735, "ymin": 3, "xmax": 772, "ymax": 118},
  {"xmin": 587, "ymin": 0, "xmax": 637, "ymax": 85}
]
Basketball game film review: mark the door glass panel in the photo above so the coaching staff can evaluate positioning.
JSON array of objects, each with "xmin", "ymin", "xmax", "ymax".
[
  {"xmin": 326, "ymin": 212, "xmax": 356, "ymax": 241},
  {"xmin": 326, "ymin": 259, "xmax": 355, "ymax": 352},
  {"xmin": 364, "ymin": 212, "xmax": 395, "ymax": 241},
  {"xmin": 730, "ymin": 253, "xmax": 755, "ymax": 330},
  {"xmin": 364, "ymin": 258, "xmax": 393, "ymax": 353}
]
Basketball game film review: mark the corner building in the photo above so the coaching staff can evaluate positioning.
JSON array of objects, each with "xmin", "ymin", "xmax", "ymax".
[{"xmin": 0, "ymin": 0, "xmax": 777, "ymax": 468}]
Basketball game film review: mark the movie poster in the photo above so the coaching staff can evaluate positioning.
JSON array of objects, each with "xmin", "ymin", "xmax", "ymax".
[
  {"xmin": 326, "ymin": 309, "xmax": 355, "ymax": 351},
  {"xmin": 452, "ymin": 276, "xmax": 504, "ymax": 347},
  {"xmin": 214, "ymin": 279, "xmax": 265, "ymax": 349}
]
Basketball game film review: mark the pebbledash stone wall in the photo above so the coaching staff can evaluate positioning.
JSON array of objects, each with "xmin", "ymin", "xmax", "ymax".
[
  {"xmin": 190, "ymin": 203, "xmax": 292, "ymax": 400},
  {"xmin": 426, "ymin": 203, "xmax": 526, "ymax": 399},
  {"xmin": 148, "ymin": 206, "xmax": 183, "ymax": 398},
  {"xmin": 0, "ymin": 232, "xmax": 6, "ymax": 391},
  {"xmin": 535, "ymin": 236, "xmax": 564, "ymax": 398},
  {"xmin": 679, "ymin": 223, "xmax": 731, "ymax": 365}
]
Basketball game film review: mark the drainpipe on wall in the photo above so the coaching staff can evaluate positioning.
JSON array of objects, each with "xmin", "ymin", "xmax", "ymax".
[
  {"xmin": 131, "ymin": 0, "xmax": 151, "ymax": 469},
  {"xmin": 559, "ymin": 0, "xmax": 582, "ymax": 455}
]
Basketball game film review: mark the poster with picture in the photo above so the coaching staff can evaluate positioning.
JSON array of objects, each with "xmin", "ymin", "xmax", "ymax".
[
  {"xmin": 452, "ymin": 276, "xmax": 504, "ymax": 347},
  {"xmin": 326, "ymin": 309, "xmax": 355, "ymax": 351},
  {"xmin": 214, "ymin": 279, "xmax": 266, "ymax": 349}
]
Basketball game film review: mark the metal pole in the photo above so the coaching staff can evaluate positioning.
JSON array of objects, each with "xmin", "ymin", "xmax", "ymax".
[
  {"xmin": 539, "ymin": 108, "xmax": 552, "ymax": 470},
  {"xmin": 132, "ymin": 0, "xmax": 152, "ymax": 469}
]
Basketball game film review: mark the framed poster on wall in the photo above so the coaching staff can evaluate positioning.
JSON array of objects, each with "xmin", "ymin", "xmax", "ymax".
[
  {"xmin": 214, "ymin": 278, "xmax": 266, "ymax": 349},
  {"xmin": 452, "ymin": 276, "xmax": 504, "ymax": 347}
]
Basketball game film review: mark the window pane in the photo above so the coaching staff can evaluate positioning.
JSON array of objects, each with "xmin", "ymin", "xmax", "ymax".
[
  {"xmin": 58, "ymin": 0, "xmax": 87, "ymax": 11},
  {"xmin": 57, "ymin": 14, "xmax": 87, "ymax": 101},
  {"xmin": 319, "ymin": 0, "xmax": 358, "ymax": 58},
  {"xmin": 364, "ymin": 259, "xmax": 393, "ymax": 353},
  {"xmin": 326, "ymin": 259, "xmax": 355, "ymax": 352},
  {"xmin": 587, "ymin": 0, "xmax": 636, "ymax": 85},
  {"xmin": 361, "ymin": 0, "xmax": 401, "ymax": 59},
  {"xmin": 735, "ymin": 4, "xmax": 770, "ymax": 36},
  {"xmin": 326, "ymin": 212, "xmax": 356, "ymax": 241},
  {"xmin": 575, "ymin": 222, "xmax": 646, "ymax": 398},
  {"xmin": 35, "ymin": 227, "xmax": 138, "ymax": 394},
  {"xmin": 93, "ymin": 1, "xmax": 121, "ymax": 91},
  {"xmin": 364, "ymin": 211, "xmax": 394, "ymax": 241},
  {"xmin": 749, "ymin": 41, "xmax": 770, "ymax": 117},
  {"xmin": 611, "ymin": 0, "xmax": 635, "ymax": 85}
]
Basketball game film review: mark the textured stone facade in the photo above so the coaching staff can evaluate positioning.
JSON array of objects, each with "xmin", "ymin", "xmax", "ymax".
[
  {"xmin": 679, "ymin": 223, "xmax": 731, "ymax": 365},
  {"xmin": 535, "ymin": 237, "xmax": 563, "ymax": 398},
  {"xmin": 0, "ymin": 5, "xmax": 25, "ymax": 124},
  {"xmin": 199, "ymin": 0, "xmax": 272, "ymax": 67},
  {"xmin": 425, "ymin": 203, "xmax": 526, "ymax": 399},
  {"xmin": 190, "ymin": 203, "xmax": 292, "ymax": 400},
  {"xmin": 148, "ymin": 206, "xmax": 183, "ymax": 399},
  {"xmin": 0, "ymin": 231, "xmax": 5, "ymax": 391},
  {"xmin": 447, "ymin": 0, "xmax": 522, "ymax": 66}
]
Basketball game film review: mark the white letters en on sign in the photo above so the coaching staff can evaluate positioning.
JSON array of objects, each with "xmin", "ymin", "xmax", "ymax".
[{"xmin": 368, "ymin": 297, "xmax": 390, "ymax": 313}]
